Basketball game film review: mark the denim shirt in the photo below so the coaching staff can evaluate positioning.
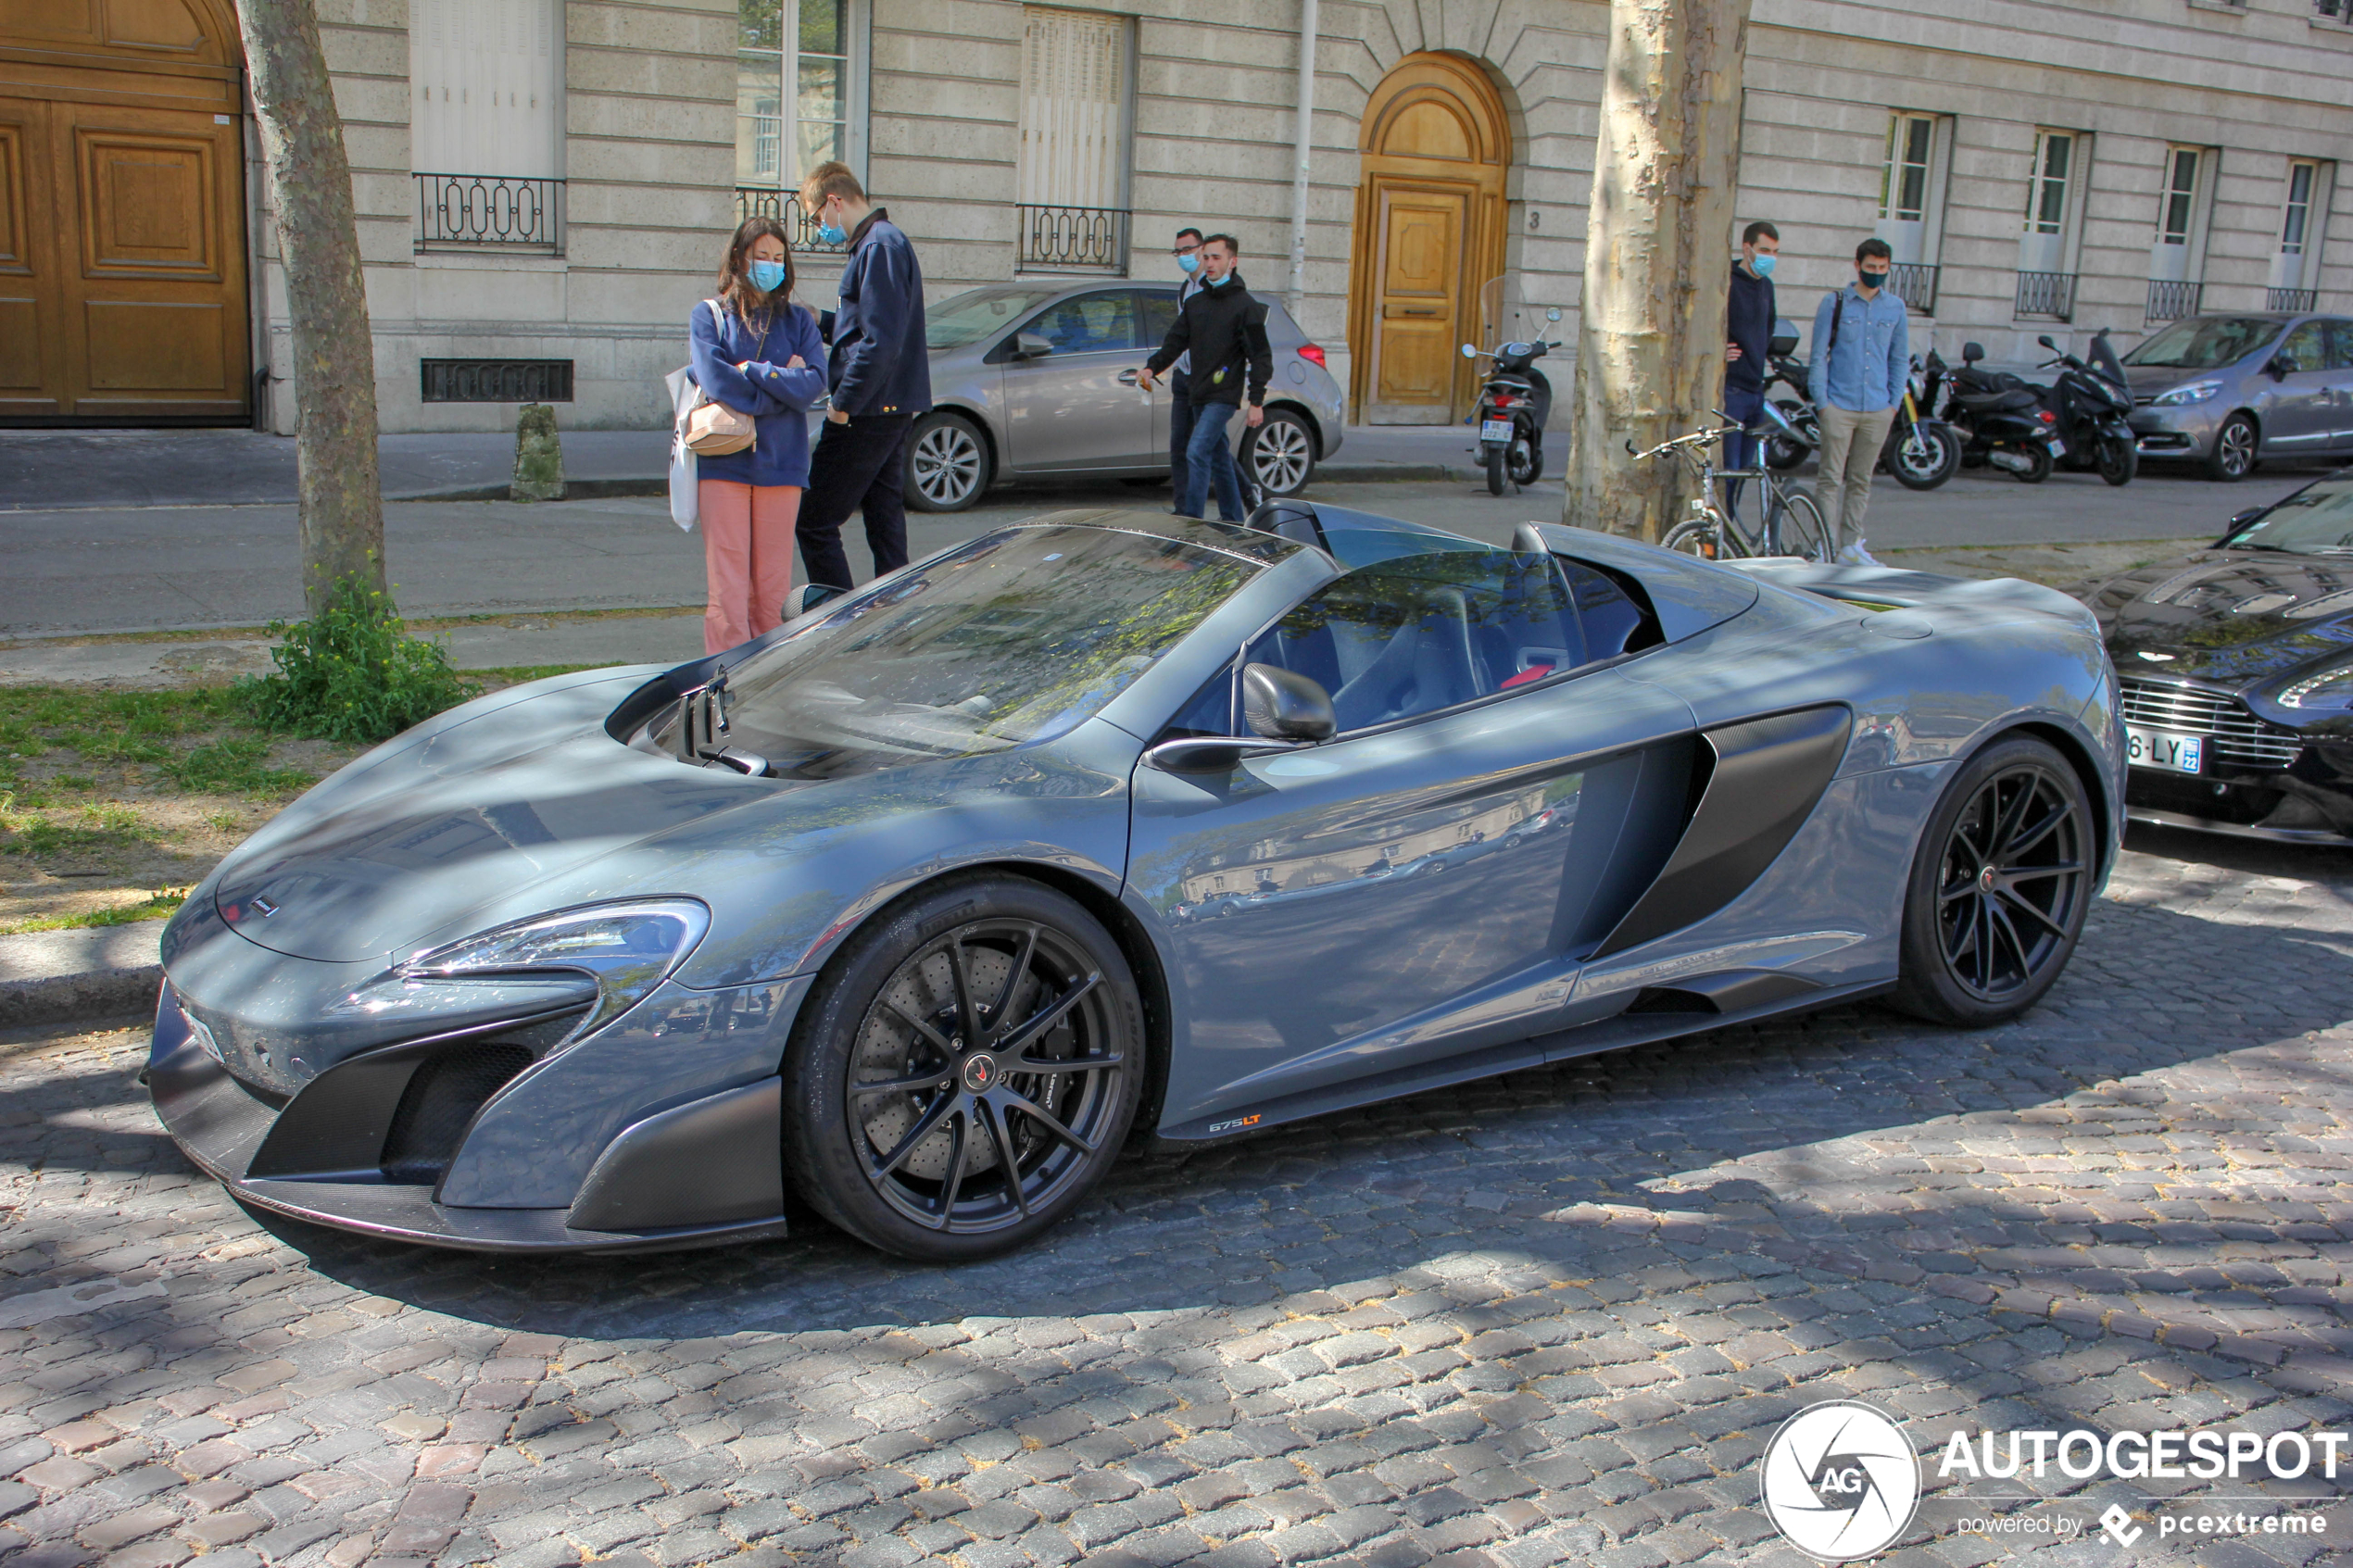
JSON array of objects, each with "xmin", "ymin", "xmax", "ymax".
[{"xmin": 1807, "ymin": 285, "xmax": 1909, "ymax": 412}]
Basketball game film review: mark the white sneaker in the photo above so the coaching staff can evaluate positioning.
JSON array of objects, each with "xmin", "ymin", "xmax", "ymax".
[{"xmin": 1837, "ymin": 541, "xmax": 1881, "ymax": 567}]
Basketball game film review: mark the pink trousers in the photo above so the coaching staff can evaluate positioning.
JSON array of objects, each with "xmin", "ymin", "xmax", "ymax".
[{"xmin": 699, "ymin": 480, "xmax": 800, "ymax": 653}]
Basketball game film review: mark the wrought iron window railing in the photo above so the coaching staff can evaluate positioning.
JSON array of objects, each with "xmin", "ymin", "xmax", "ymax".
[
  {"xmin": 414, "ymin": 174, "xmax": 563, "ymax": 254},
  {"xmin": 1015, "ymin": 205, "xmax": 1130, "ymax": 274},
  {"xmin": 1888, "ymin": 262, "xmax": 1938, "ymax": 315},
  {"xmin": 2014, "ymin": 270, "xmax": 2076, "ymax": 321},
  {"xmin": 2145, "ymin": 278, "xmax": 2203, "ymax": 323},
  {"xmin": 2269, "ymin": 286, "xmax": 2320, "ymax": 313},
  {"xmin": 733, "ymin": 188, "xmax": 846, "ymax": 254}
]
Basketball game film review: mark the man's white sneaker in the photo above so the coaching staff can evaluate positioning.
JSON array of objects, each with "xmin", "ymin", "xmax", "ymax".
[{"xmin": 1837, "ymin": 542, "xmax": 1881, "ymax": 567}]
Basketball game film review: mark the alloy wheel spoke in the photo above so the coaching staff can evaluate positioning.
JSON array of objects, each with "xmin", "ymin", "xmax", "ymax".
[
  {"xmin": 988, "ymin": 924, "xmax": 1040, "ymax": 1046},
  {"xmin": 2005, "ymin": 860, "xmax": 2082, "ymax": 883},
  {"xmin": 1001, "ymin": 1087, "xmax": 1097, "ymax": 1157},
  {"xmin": 2002, "ymin": 798, "xmax": 2070, "ymax": 859},
  {"xmin": 1988, "ymin": 774, "xmax": 2040, "ymax": 859},
  {"xmin": 930, "ymin": 1109, "xmax": 972, "ymax": 1228},
  {"xmin": 871, "ymin": 1091, "xmax": 957, "ymax": 1178},
  {"xmin": 1987, "ymin": 900, "xmax": 2034, "ymax": 984},
  {"xmin": 998, "ymin": 972, "xmax": 1100, "ymax": 1056},
  {"xmin": 1995, "ymin": 885, "xmax": 2070, "ymax": 940},
  {"xmin": 977, "ymin": 1097, "xmax": 1030, "ymax": 1219},
  {"xmin": 851, "ymin": 1068, "xmax": 957, "ymax": 1098},
  {"xmin": 1010, "ymin": 1047, "xmax": 1123, "ymax": 1076},
  {"xmin": 879, "ymin": 997, "xmax": 956, "ymax": 1056},
  {"xmin": 1944, "ymin": 895, "xmax": 1982, "ymax": 968},
  {"xmin": 944, "ymin": 937, "xmax": 983, "ymax": 1045}
]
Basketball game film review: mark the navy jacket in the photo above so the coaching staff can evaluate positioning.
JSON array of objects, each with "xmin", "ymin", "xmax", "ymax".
[
  {"xmin": 1145, "ymin": 271, "xmax": 1272, "ymax": 408},
  {"xmin": 828, "ymin": 208, "xmax": 931, "ymax": 418},
  {"xmin": 689, "ymin": 299, "xmax": 829, "ymax": 487},
  {"xmin": 1725, "ymin": 264, "xmax": 1775, "ymax": 394}
]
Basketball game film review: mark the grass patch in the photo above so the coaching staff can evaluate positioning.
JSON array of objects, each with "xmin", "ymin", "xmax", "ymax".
[
  {"xmin": 1, "ymin": 801, "xmax": 156, "ymax": 858},
  {"xmin": 162, "ymin": 738, "xmax": 316, "ymax": 798},
  {"xmin": 0, "ymin": 887, "xmax": 189, "ymax": 936},
  {"xmin": 238, "ymin": 576, "xmax": 479, "ymax": 744}
]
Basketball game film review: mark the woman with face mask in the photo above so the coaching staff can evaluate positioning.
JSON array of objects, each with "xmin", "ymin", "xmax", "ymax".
[{"xmin": 686, "ymin": 217, "xmax": 828, "ymax": 653}]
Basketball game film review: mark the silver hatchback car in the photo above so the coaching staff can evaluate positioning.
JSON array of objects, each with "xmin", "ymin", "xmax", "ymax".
[
  {"xmin": 2124, "ymin": 311, "xmax": 2353, "ymax": 481},
  {"xmin": 903, "ymin": 280, "xmax": 1346, "ymax": 511}
]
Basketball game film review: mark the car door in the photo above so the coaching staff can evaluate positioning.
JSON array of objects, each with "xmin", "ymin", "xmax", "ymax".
[
  {"xmin": 2259, "ymin": 320, "xmax": 2335, "ymax": 455},
  {"xmin": 1127, "ymin": 545, "xmax": 1701, "ymax": 1135},
  {"xmin": 998, "ymin": 288, "xmax": 1156, "ymax": 472},
  {"xmin": 2324, "ymin": 320, "xmax": 2353, "ymax": 451},
  {"xmin": 1139, "ymin": 288, "xmax": 1180, "ymax": 462}
]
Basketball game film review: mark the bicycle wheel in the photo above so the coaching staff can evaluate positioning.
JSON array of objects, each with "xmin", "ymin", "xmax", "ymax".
[
  {"xmin": 1768, "ymin": 486, "xmax": 1833, "ymax": 562},
  {"xmin": 1662, "ymin": 520, "xmax": 1725, "ymax": 559}
]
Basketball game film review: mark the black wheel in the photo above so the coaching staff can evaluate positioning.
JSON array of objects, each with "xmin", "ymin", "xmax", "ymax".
[
  {"xmin": 2205, "ymin": 414, "xmax": 2257, "ymax": 482},
  {"xmin": 1889, "ymin": 736, "xmax": 2092, "ymax": 1027},
  {"xmin": 781, "ymin": 876, "xmax": 1143, "ymax": 1260},
  {"xmin": 1249, "ymin": 408, "xmax": 1316, "ymax": 497},
  {"xmin": 2096, "ymin": 432, "xmax": 2137, "ymax": 486},
  {"xmin": 2013, "ymin": 442, "xmax": 2054, "ymax": 483},
  {"xmin": 1661, "ymin": 520, "xmax": 1723, "ymax": 559},
  {"xmin": 1765, "ymin": 400, "xmax": 1812, "ymax": 470},
  {"xmin": 1484, "ymin": 442, "xmax": 1507, "ymax": 495},
  {"xmin": 905, "ymin": 410, "xmax": 991, "ymax": 512},
  {"xmin": 1506, "ymin": 430, "xmax": 1540, "ymax": 485},
  {"xmin": 1886, "ymin": 421, "xmax": 1960, "ymax": 490},
  {"xmin": 1767, "ymin": 486, "xmax": 1832, "ymax": 562}
]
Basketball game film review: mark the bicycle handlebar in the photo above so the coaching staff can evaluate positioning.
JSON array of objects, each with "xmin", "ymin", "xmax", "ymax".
[{"xmin": 1624, "ymin": 425, "xmax": 1748, "ymax": 463}]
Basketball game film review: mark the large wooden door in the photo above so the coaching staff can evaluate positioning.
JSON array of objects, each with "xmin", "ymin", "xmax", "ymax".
[
  {"xmin": 0, "ymin": 0, "xmax": 248, "ymax": 424},
  {"xmin": 1349, "ymin": 54, "xmax": 1509, "ymax": 425}
]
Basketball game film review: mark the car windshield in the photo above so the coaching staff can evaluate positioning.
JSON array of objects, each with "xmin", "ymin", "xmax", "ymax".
[
  {"xmin": 2122, "ymin": 316, "xmax": 2282, "ymax": 370},
  {"xmin": 926, "ymin": 286, "xmax": 1069, "ymax": 351},
  {"xmin": 653, "ymin": 523, "xmax": 1266, "ymax": 778},
  {"xmin": 2227, "ymin": 482, "xmax": 2353, "ymax": 557}
]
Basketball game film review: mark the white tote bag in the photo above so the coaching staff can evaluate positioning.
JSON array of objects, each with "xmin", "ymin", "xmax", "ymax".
[{"xmin": 664, "ymin": 361, "xmax": 699, "ymax": 531}]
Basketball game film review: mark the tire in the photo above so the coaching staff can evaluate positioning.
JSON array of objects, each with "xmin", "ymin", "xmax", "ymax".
[
  {"xmin": 1887, "ymin": 422, "xmax": 1961, "ymax": 491},
  {"xmin": 1507, "ymin": 427, "xmax": 1541, "ymax": 486},
  {"xmin": 1484, "ymin": 442, "xmax": 1507, "ymax": 495},
  {"xmin": 1888, "ymin": 735, "xmax": 2093, "ymax": 1027},
  {"xmin": 1765, "ymin": 400, "xmax": 1813, "ymax": 470},
  {"xmin": 1249, "ymin": 408, "xmax": 1316, "ymax": 497},
  {"xmin": 1661, "ymin": 520, "xmax": 1722, "ymax": 559},
  {"xmin": 1768, "ymin": 486, "xmax": 1832, "ymax": 562},
  {"xmin": 905, "ymin": 411, "xmax": 991, "ymax": 513},
  {"xmin": 2205, "ymin": 413, "xmax": 2257, "ymax": 483},
  {"xmin": 2013, "ymin": 442, "xmax": 2054, "ymax": 483},
  {"xmin": 2096, "ymin": 432, "xmax": 2137, "ymax": 487},
  {"xmin": 780, "ymin": 875, "xmax": 1144, "ymax": 1261}
]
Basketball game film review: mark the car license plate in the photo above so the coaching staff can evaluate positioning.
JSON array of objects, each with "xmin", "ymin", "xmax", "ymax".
[
  {"xmin": 2125, "ymin": 725, "xmax": 2204, "ymax": 774},
  {"xmin": 1480, "ymin": 419, "xmax": 1513, "ymax": 444}
]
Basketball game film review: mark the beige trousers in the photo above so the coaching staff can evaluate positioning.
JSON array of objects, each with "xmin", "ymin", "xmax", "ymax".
[{"xmin": 1815, "ymin": 404, "xmax": 1895, "ymax": 550}]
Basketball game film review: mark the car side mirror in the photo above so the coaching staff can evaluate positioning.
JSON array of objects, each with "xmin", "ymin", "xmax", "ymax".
[
  {"xmin": 1545, "ymin": 307, "xmax": 1562, "ymax": 322},
  {"xmin": 1013, "ymin": 331, "xmax": 1053, "ymax": 359},
  {"xmin": 2271, "ymin": 356, "xmax": 2296, "ymax": 379},
  {"xmin": 2227, "ymin": 507, "xmax": 2267, "ymax": 528},
  {"xmin": 1242, "ymin": 663, "xmax": 1335, "ymax": 743},
  {"xmin": 2037, "ymin": 334, "xmax": 2057, "ymax": 350},
  {"xmin": 1461, "ymin": 342, "xmax": 1478, "ymax": 359}
]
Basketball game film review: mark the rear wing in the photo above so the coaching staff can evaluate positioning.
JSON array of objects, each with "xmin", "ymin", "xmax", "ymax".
[{"xmin": 1723, "ymin": 558, "xmax": 2098, "ymax": 633}]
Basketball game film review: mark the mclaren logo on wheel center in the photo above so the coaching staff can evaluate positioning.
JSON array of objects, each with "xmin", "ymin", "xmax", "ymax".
[
  {"xmin": 1759, "ymin": 1399, "xmax": 1921, "ymax": 1561},
  {"xmin": 961, "ymin": 1053, "xmax": 998, "ymax": 1093}
]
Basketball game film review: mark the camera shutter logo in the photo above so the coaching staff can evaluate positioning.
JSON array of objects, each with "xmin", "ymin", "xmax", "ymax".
[{"xmin": 1759, "ymin": 1399, "xmax": 1921, "ymax": 1561}]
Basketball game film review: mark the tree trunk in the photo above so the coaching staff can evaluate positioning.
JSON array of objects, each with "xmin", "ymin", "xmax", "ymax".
[
  {"xmin": 1563, "ymin": 0, "xmax": 1753, "ymax": 542},
  {"xmin": 235, "ymin": 0, "xmax": 385, "ymax": 613}
]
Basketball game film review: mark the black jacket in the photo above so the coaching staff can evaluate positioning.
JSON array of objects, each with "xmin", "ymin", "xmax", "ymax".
[
  {"xmin": 1726, "ymin": 263, "xmax": 1776, "ymax": 394},
  {"xmin": 1146, "ymin": 271, "xmax": 1272, "ymax": 407},
  {"xmin": 827, "ymin": 208, "xmax": 932, "ymax": 418}
]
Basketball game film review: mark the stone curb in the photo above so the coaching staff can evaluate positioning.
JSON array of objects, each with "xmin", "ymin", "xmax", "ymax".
[{"xmin": 0, "ymin": 922, "xmax": 165, "ymax": 1032}]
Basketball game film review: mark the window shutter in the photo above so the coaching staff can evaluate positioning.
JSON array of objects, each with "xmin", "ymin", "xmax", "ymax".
[
  {"xmin": 1019, "ymin": 9, "xmax": 1127, "ymax": 211},
  {"xmin": 411, "ymin": 0, "xmax": 562, "ymax": 178}
]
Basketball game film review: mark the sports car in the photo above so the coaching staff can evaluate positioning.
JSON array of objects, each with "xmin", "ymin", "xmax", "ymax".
[
  {"xmin": 2068, "ymin": 474, "xmax": 2353, "ymax": 845},
  {"xmin": 149, "ymin": 503, "xmax": 2123, "ymax": 1261}
]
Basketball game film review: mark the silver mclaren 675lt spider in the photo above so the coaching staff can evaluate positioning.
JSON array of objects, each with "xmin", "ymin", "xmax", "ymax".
[{"xmin": 150, "ymin": 504, "xmax": 2123, "ymax": 1261}]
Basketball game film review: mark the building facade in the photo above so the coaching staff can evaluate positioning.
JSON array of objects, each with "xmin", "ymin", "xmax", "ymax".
[{"xmin": 4, "ymin": 0, "xmax": 2348, "ymax": 433}]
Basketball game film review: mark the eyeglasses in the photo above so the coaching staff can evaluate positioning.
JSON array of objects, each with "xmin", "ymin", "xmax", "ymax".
[{"xmin": 1172, "ymin": 244, "xmax": 1199, "ymax": 256}]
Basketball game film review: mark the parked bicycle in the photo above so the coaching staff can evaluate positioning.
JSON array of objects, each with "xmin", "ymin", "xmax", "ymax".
[{"xmin": 1628, "ymin": 416, "xmax": 1832, "ymax": 562}]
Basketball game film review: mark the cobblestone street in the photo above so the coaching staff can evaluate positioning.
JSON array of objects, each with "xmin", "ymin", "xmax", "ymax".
[{"xmin": 2, "ymin": 827, "xmax": 2350, "ymax": 1568}]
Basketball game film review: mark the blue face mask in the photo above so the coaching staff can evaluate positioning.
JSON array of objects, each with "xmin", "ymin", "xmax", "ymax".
[
  {"xmin": 748, "ymin": 258, "xmax": 788, "ymax": 293},
  {"xmin": 815, "ymin": 212, "xmax": 848, "ymax": 246},
  {"xmin": 1203, "ymin": 271, "xmax": 1229, "ymax": 288},
  {"xmin": 1749, "ymin": 252, "xmax": 1777, "ymax": 278},
  {"xmin": 1176, "ymin": 252, "xmax": 1200, "ymax": 275}
]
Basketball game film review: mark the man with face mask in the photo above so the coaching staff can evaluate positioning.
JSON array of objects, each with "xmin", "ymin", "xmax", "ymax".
[
  {"xmin": 1138, "ymin": 233, "xmax": 1270, "ymax": 522},
  {"xmin": 1721, "ymin": 220, "xmax": 1779, "ymax": 525},
  {"xmin": 792, "ymin": 161, "xmax": 930, "ymax": 596},
  {"xmin": 1808, "ymin": 237, "xmax": 1908, "ymax": 565},
  {"xmin": 1165, "ymin": 227, "xmax": 1205, "ymax": 512}
]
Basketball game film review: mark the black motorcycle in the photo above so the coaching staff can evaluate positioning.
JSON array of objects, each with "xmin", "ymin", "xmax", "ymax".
[
  {"xmin": 1465, "ymin": 332, "xmax": 1558, "ymax": 496},
  {"xmin": 1757, "ymin": 334, "xmax": 1956, "ymax": 490},
  {"xmin": 1944, "ymin": 343, "xmax": 2062, "ymax": 483},
  {"xmin": 2031, "ymin": 330, "xmax": 2137, "ymax": 487},
  {"xmin": 1761, "ymin": 332, "xmax": 1818, "ymax": 471}
]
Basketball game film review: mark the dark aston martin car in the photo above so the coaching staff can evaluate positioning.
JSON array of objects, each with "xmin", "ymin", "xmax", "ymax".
[
  {"xmin": 151, "ymin": 505, "xmax": 2121, "ymax": 1261},
  {"xmin": 2069, "ymin": 476, "xmax": 2353, "ymax": 845}
]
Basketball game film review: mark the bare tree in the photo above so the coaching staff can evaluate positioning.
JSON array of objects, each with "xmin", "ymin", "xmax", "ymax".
[
  {"xmin": 235, "ymin": 0, "xmax": 385, "ymax": 612},
  {"xmin": 1563, "ymin": 0, "xmax": 1753, "ymax": 542}
]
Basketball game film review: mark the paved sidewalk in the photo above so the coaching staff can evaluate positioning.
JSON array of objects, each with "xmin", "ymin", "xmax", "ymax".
[{"xmin": 0, "ymin": 829, "xmax": 2348, "ymax": 1566}]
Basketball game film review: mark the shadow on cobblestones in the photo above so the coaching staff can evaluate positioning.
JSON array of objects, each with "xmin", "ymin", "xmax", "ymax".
[{"xmin": 0, "ymin": 840, "xmax": 2347, "ymax": 1566}]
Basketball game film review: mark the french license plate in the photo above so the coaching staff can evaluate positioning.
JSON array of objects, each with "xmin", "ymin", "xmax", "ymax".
[
  {"xmin": 1480, "ymin": 419, "xmax": 1513, "ymax": 444},
  {"xmin": 2046, "ymin": 435, "xmax": 2067, "ymax": 454},
  {"xmin": 2125, "ymin": 725, "xmax": 2204, "ymax": 774}
]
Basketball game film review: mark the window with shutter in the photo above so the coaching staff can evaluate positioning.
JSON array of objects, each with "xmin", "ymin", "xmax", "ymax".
[
  {"xmin": 1019, "ymin": 9, "xmax": 1129, "ymax": 212},
  {"xmin": 410, "ymin": 0, "xmax": 561, "ymax": 179}
]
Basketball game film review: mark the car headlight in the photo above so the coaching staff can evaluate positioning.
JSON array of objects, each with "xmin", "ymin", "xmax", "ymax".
[
  {"xmin": 399, "ymin": 899, "xmax": 711, "ymax": 1033},
  {"xmin": 2150, "ymin": 379, "xmax": 2222, "ymax": 407},
  {"xmin": 2277, "ymin": 670, "xmax": 2353, "ymax": 710}
]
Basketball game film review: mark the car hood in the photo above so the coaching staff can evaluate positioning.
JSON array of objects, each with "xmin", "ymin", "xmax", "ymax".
[
  {"xmin": 2074, "ymin": 550, "xmax": 2353, "ymax": 686},
  {"xmin": 206, "ymin": 671, "xmax": 787, "ymax": 963}
]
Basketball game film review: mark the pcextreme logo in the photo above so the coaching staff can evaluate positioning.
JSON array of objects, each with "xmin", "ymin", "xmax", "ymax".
[{"xmin": 1759, "ymin": 1400, "xmax": 1922, "ymax": 1561}]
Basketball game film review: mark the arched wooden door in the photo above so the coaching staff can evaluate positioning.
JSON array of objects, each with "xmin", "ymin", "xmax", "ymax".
[
  {"xmin": 0, "ymin": 0, "xmax": 250, "ymax": 423},
  {"xmin": 1349, "ymin": 54, "xmax": 1508, "ymax": 425}
]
